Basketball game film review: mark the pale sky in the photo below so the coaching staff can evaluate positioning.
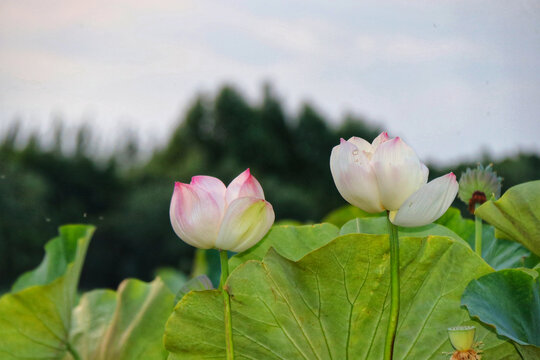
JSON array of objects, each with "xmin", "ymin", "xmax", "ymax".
[{"xmin": 1, "ymin": 0, "xmax": 539, "ymax": 165}]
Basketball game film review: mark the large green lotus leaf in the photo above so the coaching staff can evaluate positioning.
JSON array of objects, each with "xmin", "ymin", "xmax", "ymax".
[
  {"xmin": 462, "ymin": 268, "xmax": 540, "ymax": 360},
  {"xmin": 12, "ymin": 225, "xmax": 95, "ymax": 291},
  {"xmin": 164, "ymin": 234, "xmax": 519, "ymax": 359},
  {"xmin": 68, "ymin": 277, "xmax": 175, "ymax": 360},
  {"xmin": 480, "ymin": 227, "xmax": 531, "ymax": 270},
  {"xmin": 274, "ymin": 219, "xmax": 304, "ymax": 226},
  {"xmin": 0, "ymin": 225, "xmax": 95, "ymax": 359},
  {"xmin": 515, "ymin": 344, "xmax": 540, "ymax": 360},
  {"xmin": 476, "ymin": 180, "xmax": 540, "ymax": 257},
  {"xmin": 436, "ymin": 207, "xmax": 531, "ymax": 270},
  {"xmin": 322, "ymin": 204, "xmax": 384, "ymax": 227},
  {"xmin": 340, "ymin": 217, "xmax": 470, "ymax": 248},
  {"xmin": 67, "ymin": 289, "xmax": 117, "ymax": 359},
  {"xmin": 229, "ymin": 223, "xmax": 339, "ymax": 270}
]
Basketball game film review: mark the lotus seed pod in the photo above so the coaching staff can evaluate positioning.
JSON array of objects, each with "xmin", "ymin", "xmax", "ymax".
[{"xmin": 448, "ymin": 326, "xmax": 476, "ymax": 351}]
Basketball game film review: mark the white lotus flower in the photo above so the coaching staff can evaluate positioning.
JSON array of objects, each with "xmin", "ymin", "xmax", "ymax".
[{"xmin": 330, "ymin": 132, "xmax": 458, "ymax": 227}]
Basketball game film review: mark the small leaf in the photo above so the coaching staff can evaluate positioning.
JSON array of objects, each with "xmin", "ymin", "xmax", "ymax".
[
  {"xmin": 462, "ymin": 268, "xmax": 540, "ymax": 360},
  {"xmin": 475, "ymin": 180, "xmax": 540, "ymax": 257},
  {"xmin": 175, "ymin": 275, "xmax": 214, "ymax": 304}
]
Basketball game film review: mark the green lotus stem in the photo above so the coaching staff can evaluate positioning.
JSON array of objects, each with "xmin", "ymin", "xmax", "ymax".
[
  {"xmin": 384, "ymin": 214, "xmax": 400, "ymax": 360},
  {"xmin": 219, "ymin": 250, "xmax": 235, "ymax": 360},
  {"xmin": 67, "ymin": 342, "xmax": 81, "ymax": 360},
  {"xmin": 474, "ymin": 204, "xmax": 482, "ymax": 256},
  {"xmin": 191, "ymin": 248, "xmax": 208, "ymax": 277}
]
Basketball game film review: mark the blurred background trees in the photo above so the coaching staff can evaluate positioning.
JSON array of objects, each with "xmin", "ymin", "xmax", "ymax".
[{"xmin": 1, "ymin": 83, "xmax": 539, "ymax": 290}]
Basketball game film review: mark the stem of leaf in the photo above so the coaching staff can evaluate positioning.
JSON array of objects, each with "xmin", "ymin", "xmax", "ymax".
[
  {"xmin": 219, "ymin": 250, "xmax": 234, "ymax": 360},
  {"xmin": 474, "ymin": 204, "xmax": 482, "ymax": 256},
  {"xmin": 67, "ymin": 342, "xmax": 81, "ymax": 360},
  {"xmin": 384, "ymin": 213, "xmax": 400, "ymax": 360}
]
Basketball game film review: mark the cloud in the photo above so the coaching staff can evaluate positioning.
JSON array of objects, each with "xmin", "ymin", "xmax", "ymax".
[
  {"xmin": 353, "ymin": 35, "xmax": 482, "ymax": 64},
  {"xmin": 0, "ymin": 0, "xmax": 539, "ymax": 164}
]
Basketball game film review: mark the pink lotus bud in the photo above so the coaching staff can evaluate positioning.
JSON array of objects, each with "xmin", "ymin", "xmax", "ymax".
[
  {"xmin": 170, "ymin": 169, "xmax": 275, "ymax": 252},
  {"xmin": 330, "ymin": 132, "xmax": 458, "ymax": 227}
]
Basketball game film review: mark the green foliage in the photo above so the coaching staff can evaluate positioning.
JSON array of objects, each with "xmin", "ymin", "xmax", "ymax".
[
  {"xmin": 164, "ymin": 234, "xmax": 519, "ymax": 359},
  {"xmin": 462, "ymin": 268, "xmax": 540, "ymax": 359},
  {"xmin": 154, "ymin": 267, "xmax": 188, "ymax": 294},
  {"xmin": 436, "ymin": 207, "xmax": 531, "ymax": 270},
  {"xmin": 175, "ymin": 275, "xmax": 213, "ymax": 304},
  {"xmin": 0, "ymin": 161, "xmax": 51, "ymax": 286},
  {"xmin": 476, "ymin": 180, "xmax": 540, "ymax": 257},
  {"xmin": 229, "ymin": 223, "xmax": 340, "ymax": 270},
  {"xmin": 0, "ymin": 224, "xmax": 175, "ymax": 359},
  {"xmin": 1, "ymin": 83, "xmax": 539, "ymax": 359},
  {"xmin": 2, "ymin": 83, "xmax": 540, "ymax": 291},
  {"xmin": 191, "ymin": 248, "xmax": 223, "ymax": 286},
  {"xmin": 0, "ymin": 225, "xmax": 94, "ymax": 359},
  {"xmin": 330, "ymin": 210, "xmax": 531, "ymax": 270},
  {"xmin": 0, "ymin": 124, "xmax": 126, "ymax": 289},
  {"xmin": 12, "ymin": 226, "xmax": 94, "ymax": 292},
  {"xmin": 85, "ymin": 181, "xmax": 194, "ymax": 289},
  {"xmin": 68, "ymin": 278, "xmax": 175, "ymax": 360},
  {"xmin": 339, "ymin": 217, "xmax": 469, "ymax": 247},
  {"xmin": 322, "ymin": 204, "xmax": 384, "ymax": 227},
  {"xmin": 67, "ymin": 290, "xmax": 116, "ymax": 359}
]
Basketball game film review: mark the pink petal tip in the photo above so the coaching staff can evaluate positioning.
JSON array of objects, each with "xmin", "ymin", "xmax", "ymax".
[
  {"xmin": 174, "ymin": 181, "xmax": 185, "ymax": 189},
  {"xmin": 190, "ymin": 176, "xmax": 204, "ymax": 185}
]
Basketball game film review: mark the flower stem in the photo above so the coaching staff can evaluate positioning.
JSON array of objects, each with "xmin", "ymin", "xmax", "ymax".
[
  {"xmin": 384, "ymin": 214, "xmax": 400, "ymax": 360},
  {"xmin": 67, "ymin": 342, "xmax": 81, "ymax": 360},
  {"xmin": 474, "ymin": 204, "xmax": 482, "ymax": 256},
  {"xmin": 219, "ymin": 250, "xmax": 234, "ymax": 360},
  {"xmin": 191, "ymin": 248, "xmax": 208, "ymax": 277}
]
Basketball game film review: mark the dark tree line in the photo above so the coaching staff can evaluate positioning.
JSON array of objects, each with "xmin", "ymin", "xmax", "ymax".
[{"xmin": 1, "ymin": 84, "xmax": 538, "ymax": 290}]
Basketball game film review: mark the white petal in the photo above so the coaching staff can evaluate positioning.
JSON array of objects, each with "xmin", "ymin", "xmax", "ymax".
[
  {"xmin": 371, "ymin": 132, "xmax": 390, "ymax": 149},
  {"xmin": 347, "ymin": 136, "xmax": 373, "ymax": 152},
  {"xmin": 390, "ymin": 173, "xmax": 459, "ymax": 227},
  {"xmin": 372, "ymin": 137, "xmax": 427, "ymax": 210},
  {"xmin": 215, "ymin": 197, "xmax": 275, "ymax": 252},
  {"xmin": 421, "ymin": 163, "xmax": 429, "ymax": 182},
  {"xmin": 190, "ymin": 175, "xmax": 227, "ymax": 212},
  {"xmin": 226, "ymin": 168, "xmax": 265, "ymax": 204},
  {"xmin": 330, "ymin": 138, "xmax": 384, "ymax": 213},
  {"xmin": 169, "ymin": 182, "xmax": 222, "ymax": 249}
]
